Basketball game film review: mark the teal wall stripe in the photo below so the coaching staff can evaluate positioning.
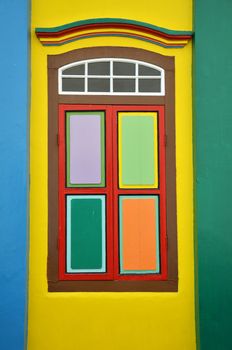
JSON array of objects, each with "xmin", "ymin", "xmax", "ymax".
[
  {"xmin": 0, "ymin": 0, "xmax": 30, "ymax": 349},
  {"xmin": 194, "ymin": 1, "xmax": 232, "ymax": 349}
]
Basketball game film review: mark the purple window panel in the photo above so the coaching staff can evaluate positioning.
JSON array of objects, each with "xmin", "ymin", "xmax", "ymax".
[{"xmin": 70, "ymin": 114, "xmax": 101, "ymax": 184}]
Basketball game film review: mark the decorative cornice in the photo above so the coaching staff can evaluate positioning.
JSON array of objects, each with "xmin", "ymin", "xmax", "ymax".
[{"xmin": 35, "ymin": 18, "xmax": 193, "ymax": 48}]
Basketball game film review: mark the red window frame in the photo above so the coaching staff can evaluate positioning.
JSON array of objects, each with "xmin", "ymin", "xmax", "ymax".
[{"xmin": 58, "ymin": 104, "xmax": 167, "ymax": 281}]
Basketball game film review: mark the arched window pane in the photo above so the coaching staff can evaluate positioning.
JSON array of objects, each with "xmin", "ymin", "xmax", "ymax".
[
  {"xmin": 88, "ymin": 62, "xmax": 110, "ymax": 75},
  {"xmin": 59, "ymin": 59, "xmax": 164, "ymax": 95},
  {"xmin": 113, "ymin": 62, "xmax": 135, "ymax": 76},
  {"xmin": 139, "ymin": 65, "xmax": 161, "ymax": 76},
  {"xmin": 62, "ymin": 64, "xmax": 85, "ymax": 75}
]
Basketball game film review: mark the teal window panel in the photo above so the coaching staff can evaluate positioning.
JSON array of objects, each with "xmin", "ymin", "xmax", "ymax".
[{"xmin": 66, "ymin": 195, "xmax": 106, "ymax": 273}]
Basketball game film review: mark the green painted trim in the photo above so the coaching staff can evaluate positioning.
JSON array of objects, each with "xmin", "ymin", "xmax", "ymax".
[
  {"xmin": 36, "ymin": 17, "xmax": 193, "ymax": 36},
  {"xmin": 66, "ymin": 111, "xmax": 105, "ymax": 188}
]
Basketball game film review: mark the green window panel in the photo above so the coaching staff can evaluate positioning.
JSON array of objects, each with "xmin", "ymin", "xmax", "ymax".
[{"xmin": 66, "ymin": 195, "xmax": 106, "ymax": 272}]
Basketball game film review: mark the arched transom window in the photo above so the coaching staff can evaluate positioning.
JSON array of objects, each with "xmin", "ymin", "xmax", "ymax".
[{"xmin": 59, "ymin": 58, "xmax": 165, "ymax": 95}]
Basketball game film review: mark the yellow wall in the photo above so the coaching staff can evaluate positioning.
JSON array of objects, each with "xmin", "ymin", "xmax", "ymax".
[{"xmin": 29, "ymin": 1, "xmax": 195, "ymax": 349}]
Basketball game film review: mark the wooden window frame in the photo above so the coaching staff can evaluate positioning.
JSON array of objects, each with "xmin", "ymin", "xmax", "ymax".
[{"xmin": 48, "ymin": 46, "xmax": 177, "ymax": 292}]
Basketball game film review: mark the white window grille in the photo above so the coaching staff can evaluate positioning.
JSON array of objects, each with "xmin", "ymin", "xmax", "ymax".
[{"xmin": 58, "ymin": 58, "xmax": 165, "ymax": 95}]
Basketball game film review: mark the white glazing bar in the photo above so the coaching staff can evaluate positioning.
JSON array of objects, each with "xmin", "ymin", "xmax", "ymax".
[
  {"xmin": 110, "ymin": 60, "xmax": 113, "ymax": 93},
  {"xmin": 60, "ymin": 91, "xmax": 164, "ymax": 96},
  {"xmin": 84, "ymin": 62, "xmax": 87, "ymax": 93},
  {"xmin": 135, "ymin": 63, "xmax": 138, "ymax": 93},
  {"xmin": 59, "ymin": 58, "xmax": 164, "ymax": 73},
  {"xmin": 62, "ymin": 75, "xmax": 161, "ymax": 79},
  {"xmin": 58, "ymin": 68, "xmax": 62, "ymax": 94},
  {"xmin": 160, "ymin": 70, "xmax": 165, "ymax": 95},
  {"xmin": 61, "ymin": 75, "xmax": 85, "ymax": 78}
]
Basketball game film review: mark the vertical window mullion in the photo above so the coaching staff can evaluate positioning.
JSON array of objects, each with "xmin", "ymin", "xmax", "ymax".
[
  {"xmin": 85, "ymin": 62, "xmax": 88, "ymax": 93},
  {"xmin": 106, "ymin": 106, "xmax": 115, "ymax": 278},
  {"xmin": 135, "ymin": 63, "xmax": 138, "ymax": 93},
  {"xmin": 110, "ymin": 60, "xmax": 113, "ymax": 93},
  {"xmin": 161, "ymin": 70, "xmax": 165, "ymax": 95}
]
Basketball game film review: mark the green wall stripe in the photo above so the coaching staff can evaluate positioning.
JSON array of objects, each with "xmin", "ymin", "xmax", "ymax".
[{"xmin": 194, "ymin": 1, "xmax": 232, "ymax": 349}]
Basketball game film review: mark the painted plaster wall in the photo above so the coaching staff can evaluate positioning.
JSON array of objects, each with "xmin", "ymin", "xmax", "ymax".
[
  {"xmin": 28, "ymin": 1, "xmax": 195, "ymax": 349},
  {"xmin": 0, "ymin": 1, "xmax": 29, "ymax": 349}
]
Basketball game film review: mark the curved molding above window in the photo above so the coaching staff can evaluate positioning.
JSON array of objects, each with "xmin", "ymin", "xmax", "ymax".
[
  {"xmin": 59, "ymin": 58, "xmax": 165, "ymax": 95},
  {"xmin": 36, "ymin": 18, "xmax": 192, "ymax": 48}
]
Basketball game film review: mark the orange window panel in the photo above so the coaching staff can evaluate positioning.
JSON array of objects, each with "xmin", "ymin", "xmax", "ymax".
[{"xmin": 119, "ymin": 196, "xmax": 160, "ymax": 274}]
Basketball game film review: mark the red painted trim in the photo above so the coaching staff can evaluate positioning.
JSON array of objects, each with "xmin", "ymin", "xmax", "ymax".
[
  {"xmin": 112, "ymin": 107, "xmax": 119, "ymax": 278},
  {"xmin": 37, "ymin": 23, "xmax": 192, "ymax": 41},
  {"xmin": 40, "ymin": 31, "xmax": 184, "ymax": 48},
  {"xmin": 58, "ymin": 104, "xmax": 114, "ymax": 281},
  {"xmin": 58, "ymin": 104, "xmax": 167, "ymax": 281},
  {"xmin": 111, "ymin": 105, "xmax": 167, "ymax": 281},
  {"xmin": 159, "ymin": 107, "xmax": 168, "ymax": 279}
]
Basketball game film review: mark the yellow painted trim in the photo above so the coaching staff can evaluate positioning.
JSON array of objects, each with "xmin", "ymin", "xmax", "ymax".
[{"xmin": 118, "ymin": 112, "xmax": 158, "ymax": 189}]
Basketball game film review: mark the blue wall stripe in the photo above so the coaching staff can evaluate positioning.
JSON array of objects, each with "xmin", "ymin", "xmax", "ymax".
[{"xmin": 0, "ymin": 1, "xmax": 29, "ymax": 349}]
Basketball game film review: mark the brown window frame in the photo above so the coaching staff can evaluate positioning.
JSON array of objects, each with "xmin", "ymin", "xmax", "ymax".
[{"xmin": 48, "ymin": 46, "xmax": 177, "ymax": 292}]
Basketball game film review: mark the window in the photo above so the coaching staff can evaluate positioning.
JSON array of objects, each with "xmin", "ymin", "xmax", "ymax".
[
  {"xmin": 59, "ymin": 59, "xmax": 165, "ymax": 95},
  {"xmin": 58, "ymin": 104, "xmax": 166, "ymax": 282},
  {"xmin": 48, "ymin": 47, "xmax": 177, "ymax": 292}
]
